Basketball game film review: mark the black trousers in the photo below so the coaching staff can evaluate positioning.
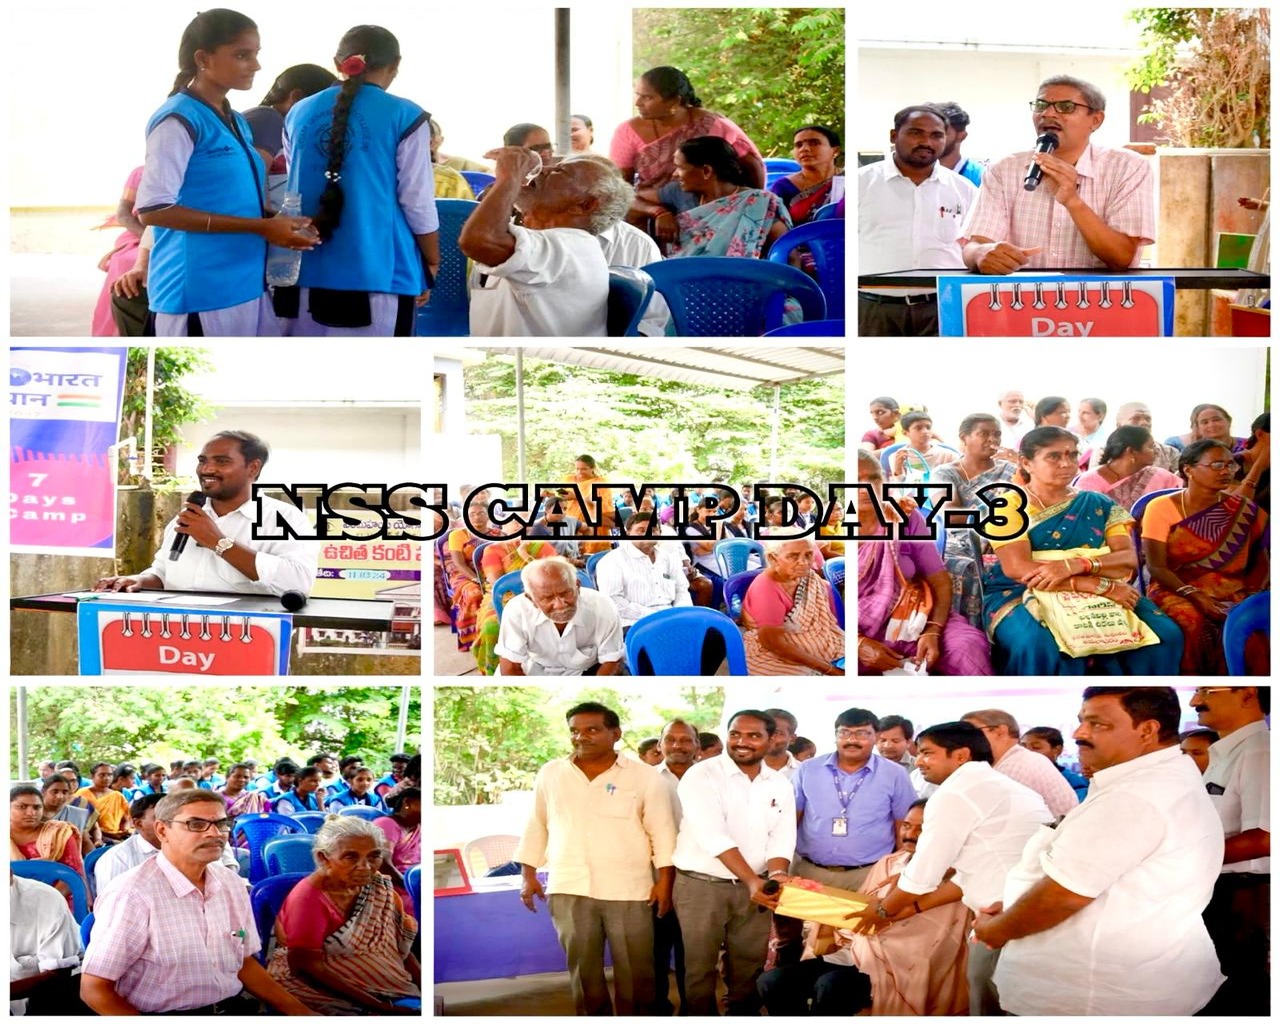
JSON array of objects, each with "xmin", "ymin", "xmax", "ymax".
[
  {"xmin": 756, "ymin": 958, "xmax": 872, "ymax": 1016},
  {"xmin": 1200, "ymin": 872, "xmax": 1270, "ymax": 1015}
]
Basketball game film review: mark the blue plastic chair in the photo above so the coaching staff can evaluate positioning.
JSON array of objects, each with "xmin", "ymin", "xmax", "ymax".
[
  {"xmin": 338, "ymin": 805, "xmax": 386, "ymax": 821},
  {"xmin": 263, "ymin": 834, "xmax": 317, "ymax": 876},
  {"xmin": 764, "ymin": 318, "xmax": 846, "ymax": 337},
  {"xmin": 624, "ymin": 607, "xmax": 749, "ymax": 676},
  {"xmin": 250, "ymin": 873, "xmax": 309, "ymax": 965},
  {"xmin": 472, "ymin": 540, "xmax": 493, "ymax": 582},
  {"xmin": 1129, "ymin": 488, "xmax": 1181, "ymax": 594},
  {"xmin": 1223, "ymin": 591, "xmax": 1270, "ymax": 675},
  {"xmin": 714, "ymin": 537, "xmax": 765, "ymax": 578},
  {"xmin": 415, "ymin": 197, "xmax": 477, "ymax": 337},
  {"xmin": 80, "ymin": 911, "xmax": 94, "ymax": 950},
  {"xmin": 813, "ymin": 202, "xmax": 842, "ymax": 222},
  {"xmin": 641, "ymin": 257, "xmax": 825, "ymax": 336},
  {"xmin": 722, "ymin": 568, "xmax": 763, "ymax": 623},
  {"xmin": 764, "ymin": 158, "xmax": 801, "ymax": 173},
  {"xmin": 768, "ymin": 220, "xmax": 845, "ymax": 319},
  {"xmin": 405, "ymin": 864, "xmax": 422, "ymax": 926},
  {"xmin": 460, "ymin": 170, "xmax": 495, "ymax": 194},
  {"xmin": 823, "ymin": 556, "xmax": 845, "ymax": 593},
  {"xmin": 491, "ymin": 570, "xmax": 523, "ymax": 623},
  {"xmin": 291, "ymin": 811, "xmax": 328, "ymax": 835},
  {"xmin": 232, "ymin": 813, "xmax": 304, "ymax": 885},
  {"xmin": 84, "ymin": 844, "xmax": 111, "ymax": 899},
  {"xmin": 12, "ymin": 860, "xmax": 89, "ymax": 923},
  {"xmin": 765, "ymin": 170, "xmax": 790, "ymax": 188},
  {"xmin": 586, "ymin": 549, "xmax": 609, "ymax": 584},
  {"xmin": 607, "ymin": 269, "xmax": 654, "ymax": 337}
]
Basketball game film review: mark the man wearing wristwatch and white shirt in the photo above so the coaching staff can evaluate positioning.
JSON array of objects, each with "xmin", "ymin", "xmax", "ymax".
[
  {"xmin": 974, "ymin": 687, "xmax": 1225, "ymax": 1016},
  {"xmin": 672, "ymin": 710, "xmax": 796, "ymax": 1016},
  {"xmin": 859, "ymin": 105, "xmax": 976, "ymax": 337},
  {"xmin": 93, "ymin": 430, "xmax": 317, "ymax": 597},
  {"xmin": 848, "ymin": 721, "xmax": 1049, "ymax": 1016}
]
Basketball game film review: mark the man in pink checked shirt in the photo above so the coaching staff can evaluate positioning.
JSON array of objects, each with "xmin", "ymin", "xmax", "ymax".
[{"xmin": 80, "ymin": 789, "xmax": 316, "ymax": 1015}]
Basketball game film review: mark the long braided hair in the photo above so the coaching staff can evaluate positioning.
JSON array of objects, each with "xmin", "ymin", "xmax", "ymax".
[
  {"xmin": 170, "ymin": 9, "xmax": 257, "ymax": 104},
  {"xmin": 314, "ymin": 25, "xmax": 401, "ymax": 241}
]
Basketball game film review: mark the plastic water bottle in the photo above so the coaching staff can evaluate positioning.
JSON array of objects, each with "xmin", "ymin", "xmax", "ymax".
[{"xmin": 265, "ymin": 191, "xmax": 303, "ymax": 287}]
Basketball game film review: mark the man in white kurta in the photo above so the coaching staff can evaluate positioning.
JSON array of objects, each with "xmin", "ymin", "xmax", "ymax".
[{"xmin": 974, "ymin": 687, "xmax": 1225, "ymax": 1015}]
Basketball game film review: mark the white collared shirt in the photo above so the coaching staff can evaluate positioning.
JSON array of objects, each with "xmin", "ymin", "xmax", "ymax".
[
  {"xmin": 768, "ymin": 752, "xmax": 802, "ymax": 781},
  {"xmin": 494, "ymin": 587, "xmax": 624, "ymax": 675},
  {"xmin": 858, "ymin": 156, "xmax": 977, "ymax": 295},
  {"xmin": 672, "ymin": 754, "xmax": 796, "ymax": 877},
  {"xmin": 1204, "ymin": 718, "xmax": 1269, "ymax": 874},
  {"xmin": 995, "ymin": 742, "xmax": 1079, "ymax": 819},
  {"xmin": 655, "ymin": 762, "xmax": 686, "ymax": 828},
  {"xmin": 897, "ymin": 760, "xmax": 1051, "ymax": 912},
  {"xmin": 513, "ymin": 754, "xmax": 676, "ymax": 902},
  {"xmin": 995, "ymin": 745, "xmax": 1225, "ymax": 1015},
  {"xmin": 144, "ymin": 495, "xmax": 318, "ymax": 596},
  {"xmin": 595, "ymin": 542, "xmax": 691, "ymax": 628}
]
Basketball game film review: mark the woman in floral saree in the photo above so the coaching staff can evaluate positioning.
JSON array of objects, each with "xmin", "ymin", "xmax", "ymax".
[{"xmin": 1142, "ymin": 438, "xmax": 1269, "ymax": 674}]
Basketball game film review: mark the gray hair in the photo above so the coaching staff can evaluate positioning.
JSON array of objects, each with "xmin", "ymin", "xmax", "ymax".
[
  {"xmin": 521, "ymin": 556, "xmax": 577, "ymax": 592},
  {"xmin": 963, "ymin": 707, "xmax": 1020, "ymax": 736},
  {"xmin": 155, "ymin": 788, "xmax": 224, "ymax": 821},
  {"xmin": 565, "ymin": 157, "xmax": 635, "ymax": 234},
  {"xmin": 1039, "ymin": 75, "xmax": 1105, "ymax": 112},
  {"xmin": 313, "ymin": 813, "xmax": 387, "ymax": 863},
  {"xmin": 762, "ymin": 538, "xmax": 816, "ymax": 558}
]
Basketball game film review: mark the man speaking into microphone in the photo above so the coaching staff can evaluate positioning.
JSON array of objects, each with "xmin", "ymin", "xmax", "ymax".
[
  {"xmin": 94, "ymin": 430, "xmax": 317, "ymax": 596},
  {"xmin": 962, "ymin": 75, "xmax": 1154, "ymax": 274}
]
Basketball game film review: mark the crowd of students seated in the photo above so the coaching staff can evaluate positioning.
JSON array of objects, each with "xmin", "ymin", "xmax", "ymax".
[
  {"xmin": 857, "ymin": 393, "xmax": 1269, "ymax": 676},
  {"xmin": 504, "ymin": 688, "xmax": 1265, "ymax": 1016},
  {"xmin": 10, "ymin": 751, "xmax": 421, "ymax": 1014},
  {"xmin": 435, "ymin": 458, "xmax": 844, "ymax": 675}
]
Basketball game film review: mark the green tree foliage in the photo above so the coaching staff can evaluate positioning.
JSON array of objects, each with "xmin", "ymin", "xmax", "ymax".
[
  {"xmin": 120, "ymin": 347, "xmax": 217, "ymax": 485},
  {"xmin": 1126, "ymin": 8, "xmax": 1270, "ymax": 147},
  {"xmin": 433, "ymin": 686, "xmax": 726, "ymax": 805},
  {"xmin": 11, "ymin": 687, "xmax": 419, "ymax": 775},
  {"xmin": 463, "ymin": 356, "xmax": 845, "ymax": 488},
  {"xmin": 633, "ymin": 8, "xmax": 845, "ymax": 158}
]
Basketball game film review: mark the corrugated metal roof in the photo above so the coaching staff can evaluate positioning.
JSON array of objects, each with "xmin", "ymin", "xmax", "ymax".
[{"xmin": 480, "ymin": 345, "xmax": 845, "ymax": 390}]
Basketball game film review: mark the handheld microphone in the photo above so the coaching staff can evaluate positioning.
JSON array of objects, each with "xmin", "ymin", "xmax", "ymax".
[
  {"xmin": 168, "ymin": 491, "xmax": 208, "ymax": 561},
  {"xmin": 1022, "ymin": 132, "xmax": 1060, "ymax": 191},
  {"xmin": 757, "ymin": 876, "xmax": 782, "ymax": 912},
  {"xmin": 280, "ymin": 591, "xmax": 308, "ymax": 612}
]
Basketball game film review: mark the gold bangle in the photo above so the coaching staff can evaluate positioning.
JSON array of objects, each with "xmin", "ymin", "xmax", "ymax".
[
  {"xmin": 205, "ymin": 214, "xmax": 212, "ymax": 232},
  {"xmin": 1069, "ymin": 577, "xmax": 1077, "ymax": 592}
]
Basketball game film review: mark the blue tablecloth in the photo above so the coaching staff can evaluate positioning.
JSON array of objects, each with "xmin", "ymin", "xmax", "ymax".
[{"xmin": 434, "ymin": 884, "xmax": 568, "ymax": 982}]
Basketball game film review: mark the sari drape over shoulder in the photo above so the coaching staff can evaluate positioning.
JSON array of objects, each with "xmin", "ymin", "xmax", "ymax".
[
  {"xmin": 612, "ymin": 109, "xmax": 761, "ymax": 191},
  {"xmin": 670, "ymin": 189, "xmax": 791, "ymax": 259},
  {"xmin": 741, "ymin": 571, "xmax": 844, "ymax": 675}
]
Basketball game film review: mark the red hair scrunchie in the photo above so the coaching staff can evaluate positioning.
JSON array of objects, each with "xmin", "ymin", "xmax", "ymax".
[{"xmin": 338, "ymin": 54, "xmax": 367, "ymax": 76}]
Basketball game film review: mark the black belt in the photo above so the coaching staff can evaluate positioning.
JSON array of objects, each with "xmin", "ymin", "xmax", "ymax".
[
  {"xmin": 159, "ymin": 994, "xmax": 257, "ymax": 1015},
  {"xmin": 859, "ymin": 292, "xmax": 936, "ymax": 306},
  {"xmin": 677, "ymin": 868, "xmax": 739, "ymax": 884},
  {"xmin": 1217, "ymin": 872, "xmax": 1269, "ymax": 887},
  {"xmin": 800, "ymin": 854, "xmax": 875, "ymax": 872}
]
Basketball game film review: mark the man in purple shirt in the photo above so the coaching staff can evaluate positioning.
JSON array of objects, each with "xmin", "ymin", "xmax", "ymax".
[{"xmin": 792, "ymin": 708, "xmax": 917, "ymax": 891}]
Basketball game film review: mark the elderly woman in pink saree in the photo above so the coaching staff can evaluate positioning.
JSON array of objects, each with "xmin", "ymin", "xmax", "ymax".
[{"xmin": 741, "ymin": 539, "xmax": 844, "ymax": 676}]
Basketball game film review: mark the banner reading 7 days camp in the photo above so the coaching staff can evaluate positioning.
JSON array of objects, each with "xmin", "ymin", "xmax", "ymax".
[{"xmin": 10, "ymin": 347, "xmax": 128, "ymax": 556}]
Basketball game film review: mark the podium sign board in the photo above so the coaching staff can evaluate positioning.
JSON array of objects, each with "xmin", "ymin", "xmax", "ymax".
[
  {"xmin": 938, "ymin": 275, "xmax": 1175, "ymax": 337},
  {"xmin": 77, "ymin": 601, "xmax": 291, "ymax": 675}
]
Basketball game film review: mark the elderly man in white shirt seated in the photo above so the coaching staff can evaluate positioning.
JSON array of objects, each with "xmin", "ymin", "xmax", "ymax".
[
  {"xmin": 595, "ymin": 513, "xmax": 692, "ymax": 631},
  {"xmin": 496, "ymin": 557, "xmax": 624, "ymax": 676},
  {"xmin": 461, "ymin": 145, "xmax": 637, "ymax": 336}
]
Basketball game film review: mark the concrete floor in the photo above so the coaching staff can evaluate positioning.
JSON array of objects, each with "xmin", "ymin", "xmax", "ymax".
[
  {"xmin": 435, "ymin": 621, "xmax": 480, "ymax": 676},
  {"xmin": 434, "ymin": 970, "xmax": 582, "ymax": 1016},
  {"xmin": 11, "ymin": 253, "xmax": 102, "ymax": 336}
]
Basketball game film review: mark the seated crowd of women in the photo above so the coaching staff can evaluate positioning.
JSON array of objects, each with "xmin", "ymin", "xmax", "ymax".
[{"xmin": 857, "ymin": 398, "xmax": 1269, "ymax": 676}]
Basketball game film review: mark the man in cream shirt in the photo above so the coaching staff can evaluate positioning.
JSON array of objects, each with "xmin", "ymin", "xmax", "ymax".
[{"xmin": 515, "ymin": 701, "xmax": 676, "ymax": 1015}]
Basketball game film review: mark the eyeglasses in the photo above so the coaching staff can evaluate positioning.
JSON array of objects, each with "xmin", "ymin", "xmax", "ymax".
[
  {"xmin": 1191, "ymin": 460, "xmax": 1232, "ymax": 471},
  {"xmin": 1191, "ymin": 687, "xmax": 1236, "ymax": 697},
  {"xmin": 836, "ymin": 728, "xmax": 876, "ymax": 740},
  {"xmin": 528, "ymin": 143, "xmax": 553, "ymax": 153},
  {"xmin": 164, "ymin": 816, "xmax": 233, "ymax": 833},
  {"xmin": 1030, "ymin": 99, "xmax": 1093, "ymax": 114}
]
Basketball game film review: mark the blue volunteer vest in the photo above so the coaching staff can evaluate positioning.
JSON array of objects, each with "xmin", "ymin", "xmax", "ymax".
[
  {"xmin": 286, "ymin": 83, "xmax": 430, "ymax": 295},
  {"xmin": 144, "ymin": 91, "xmax": 266, "ymax": 314},
  {"xmin": 274, "ymin": 790, "xmax": 320, "ymax": 814}
]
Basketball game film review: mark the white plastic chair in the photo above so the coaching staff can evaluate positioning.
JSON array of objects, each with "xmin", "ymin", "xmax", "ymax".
[{"xmin": 461, "ymin": 834, "xmax": 521, "ymax": 877}]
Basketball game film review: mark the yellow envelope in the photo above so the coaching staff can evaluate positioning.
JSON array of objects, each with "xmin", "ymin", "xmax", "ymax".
[{"xmin": 774, "ymin": 882, "xmax": 871, "ymax": 928}]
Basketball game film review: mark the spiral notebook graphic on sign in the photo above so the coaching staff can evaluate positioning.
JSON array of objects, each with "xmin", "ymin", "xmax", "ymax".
[{"xmin": 77, "ymin": 601, "xmax": 292, "ymax": 675}]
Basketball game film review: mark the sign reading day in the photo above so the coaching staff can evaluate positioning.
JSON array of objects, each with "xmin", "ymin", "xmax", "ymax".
[{"xmin": 938, "ymin": 275, "xmax": 1175, "ymax": 337}]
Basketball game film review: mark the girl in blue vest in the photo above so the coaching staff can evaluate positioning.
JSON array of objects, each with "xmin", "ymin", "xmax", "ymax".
[
  {"xmin": 273, "ymin": 765, "xmax": 324, "ymax": 815},
  {"xmin": 281, "ymin": 25, "xmax": 440, "ymax": 336},
  {"xmin": 137, "ymin": 9, "xmax": 319, "ymax": 336},
  {"xmin": 325, "ymin": 767, "xmax": 387, "ymax": 812}
]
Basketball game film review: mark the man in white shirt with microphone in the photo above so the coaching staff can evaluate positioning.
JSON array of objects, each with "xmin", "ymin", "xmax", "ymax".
[{"xmin": 962, "ymin": 75, "xmax": 1154, "ymax": 274}]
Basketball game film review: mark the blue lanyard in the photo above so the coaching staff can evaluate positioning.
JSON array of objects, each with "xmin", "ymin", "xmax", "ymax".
[{"xmin": 832, "ymin": 763, "xmax": 870, "ymax": 818}]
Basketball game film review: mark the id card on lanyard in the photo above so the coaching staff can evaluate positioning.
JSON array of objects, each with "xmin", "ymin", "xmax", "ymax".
[{"xmin": 832, "ymin": 763, "xmax": 870, "ymax": 836}]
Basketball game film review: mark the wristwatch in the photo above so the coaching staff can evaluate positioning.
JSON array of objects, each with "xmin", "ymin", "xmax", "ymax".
[
  {"xmin": 874, "ymin": 901, "xmax": 891, "ymax": 919},
  {"xmin": 214, "ymin": 537, "xmax": 235, "ymax": 558}
]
